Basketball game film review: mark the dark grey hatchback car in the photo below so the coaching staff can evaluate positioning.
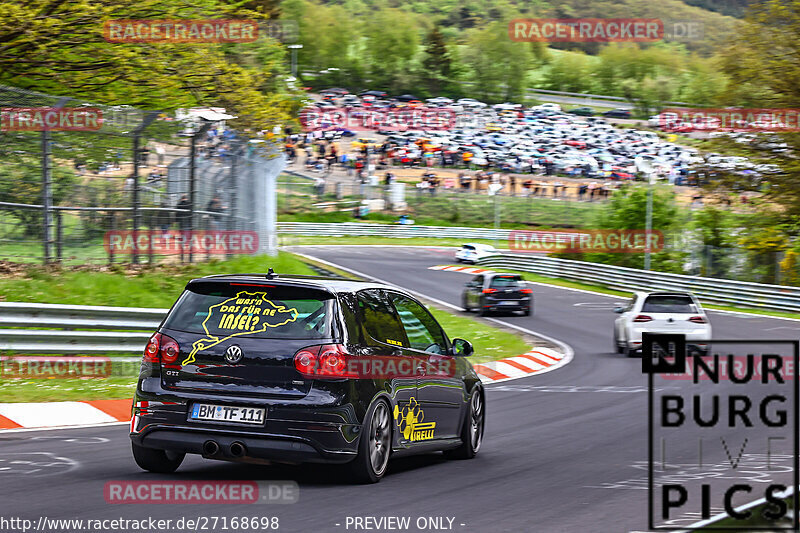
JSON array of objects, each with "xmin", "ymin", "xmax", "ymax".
[
  {"xmin": 130, "ymin": 273, "xmax": 485, "ymax": 483},
  {"xmin": 462, "ymin": 273, "xmax": 533, "ymax": 316}
]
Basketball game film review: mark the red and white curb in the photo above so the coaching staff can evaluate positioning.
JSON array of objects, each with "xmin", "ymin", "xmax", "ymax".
[
  {"xmin": 473, "ymin": 346, "xmax": 568, "ymax": 384},
  {"xmin": 0, "ymin": 399, "xmax": 131, "ymax": 430},
  {"xmin": 428, "ymin": 264, "xmax": 572, "ymax": 383},
  {"xmin": 429, "ymin": 265, "xmax": 495, "ymax": 275}
]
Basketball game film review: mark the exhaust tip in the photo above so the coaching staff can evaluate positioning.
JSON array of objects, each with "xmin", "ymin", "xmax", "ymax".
[
  {"xmin": 230, "ymin": 441, "xmax": 247, "ymax": 458},
  {"xmin": 202, "ymin": 440, "xmax": 220, "ymax": 456}
]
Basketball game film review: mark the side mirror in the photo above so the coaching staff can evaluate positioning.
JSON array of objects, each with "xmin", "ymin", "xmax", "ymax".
[
  {"xmin": 451, "ymin": 338, "xmax": 474, "ymax": 357},
  {"xmin": 614, "ymin": 306, "xmax": 625, "ymax": 313}
]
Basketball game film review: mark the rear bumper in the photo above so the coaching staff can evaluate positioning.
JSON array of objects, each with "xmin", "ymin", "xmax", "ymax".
[
  {"xmin": 625, "ymin": 329, "xmax": 711, "ymax": 352},
  {"xmin": 130, "ymin": 381, "xmax": 362, "ymax": 464},
  {"xmin": 482, "ymin": 297, "xmax": 531, "ymax": 312},
  {"xmin": 132, "ymin": 426, "xmax": 357, "ymax": 464},
  {"xmin": 627, "ymin": 328, "xmax": 711, "ymax": 346}
]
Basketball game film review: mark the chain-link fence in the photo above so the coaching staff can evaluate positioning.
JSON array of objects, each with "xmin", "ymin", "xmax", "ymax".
[{"xmin": 0, "ymin": 85, "xmax": 284, "ymax": 265}]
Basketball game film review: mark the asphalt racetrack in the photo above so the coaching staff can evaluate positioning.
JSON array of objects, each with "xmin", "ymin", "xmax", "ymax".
[{"xmin": 3, "ymin": 245, "xmax": 799, "ymax": 533}]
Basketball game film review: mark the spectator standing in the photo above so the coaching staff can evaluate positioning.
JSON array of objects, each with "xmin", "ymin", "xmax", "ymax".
[{"xmin": 206, "ymin": 196, "xmax": 224, "ymax": 230}]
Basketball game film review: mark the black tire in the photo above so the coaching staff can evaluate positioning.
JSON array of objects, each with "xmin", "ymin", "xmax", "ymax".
[
  {"xmin": 346, "ymin": 399, "xmax": 392, "ymax": 484},
  {"xmin": 524, "ymin": 306, "xmax": 532, "ymax": 317},
  {"xmin": 479, "ymin": 307, "xmax": 489, "ymax": 316},
  {"xmin": 614, "ymin": 331, "xmax": 624, "ymax": 354},
  {"xmin": 462, "ymin": 296, "xmax": 472, "ymax": 313},
  {"xmin": 445, "ymin": 389, "xmax": 484, "ymax": 460},
  {"xmin": 131, "ymin": 442, "xmax": 184, "ymax": 473}
]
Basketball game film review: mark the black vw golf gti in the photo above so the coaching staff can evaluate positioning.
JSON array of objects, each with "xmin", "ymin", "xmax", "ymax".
[{"xmin": 130, "ymin": 273, "xmax": 485, "ymax": 483}]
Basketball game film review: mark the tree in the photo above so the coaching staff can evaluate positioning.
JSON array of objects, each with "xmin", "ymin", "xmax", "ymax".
[
  {"xmin": 542, "ymin": 52, "xmax": 591, "ymax": 93},
  {"xmin": 720, "ymin": 0, "xmax": 800, "ymax": 108},
  {"xmin": 0, "ymin": 155, "xmax": 75, "ymax": 236},
  {"xmin": 691, "ymin": 205, "xmax": 737, "ymax": 277},
  {"xmin": 559, "ymin": 185, "xmax": 687, "ymax": 272},
  {"xmin": 421, "ymin": 26, "xmax": 451, "ymax": 95},
  {"xmin": 462, "ymin": 22, "xmax": 531, "ymax": 103},
  {"xmin": 0, "ymin": 0, "xmax": 296, "ymax": 130},
  {"xmin": 362, "ymin": 8, "xmax": 420, "ymax": 91}
]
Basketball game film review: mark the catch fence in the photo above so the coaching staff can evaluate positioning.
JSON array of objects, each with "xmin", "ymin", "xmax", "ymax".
[{"xmin": 0, "ymin": 84, "xmax": 284, "ymax": 265}]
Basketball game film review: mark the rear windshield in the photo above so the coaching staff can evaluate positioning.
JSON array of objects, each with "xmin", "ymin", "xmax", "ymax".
[
  {"xmin": 490, "ymin": 276, "xmax": 523, "ymax": 289},
  {"xmin": 641, "ymin": 295, "xmax": 697, "ymax": 313},
  {"xmin": 163, "ymin": 282, "xmax": 335, "ymax": 339}
]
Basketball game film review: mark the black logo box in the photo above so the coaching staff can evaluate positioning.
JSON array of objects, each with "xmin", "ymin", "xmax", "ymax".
[{"xmin": 644, "ymin": 334, "xmax": 799, "ymax": 531}]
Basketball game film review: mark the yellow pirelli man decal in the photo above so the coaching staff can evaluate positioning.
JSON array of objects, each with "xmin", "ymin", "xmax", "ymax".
[
  {"xmin": 393, "ymin": 397, "xmax": 436, "ymax": 442},
  {"xmin": 181, "ymin": 291, "xmax": 298, "ymax": 366}
]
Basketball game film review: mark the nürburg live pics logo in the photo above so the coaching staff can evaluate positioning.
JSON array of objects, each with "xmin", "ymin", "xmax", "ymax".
[{"xmin": 644, "ymin": 334, "xmax": 799, "ymax": 530}]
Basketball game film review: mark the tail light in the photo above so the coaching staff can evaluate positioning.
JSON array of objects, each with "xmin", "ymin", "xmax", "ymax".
[
  {"xmin": 688, "ymin": 316, "xmax": 707, "ymax": 324},
  {"xmin": 633, "ymin": 315, "xmax": 652, "ymax": 323},
  {"xmin": 294, "ymin": 344, "xmax": 358, "ymax": 379},
  {"xmin": 144, "ymin": 334, "xmax": 160, "ymax": 363},
  {"xmin": 482, "ymin": 288, "xmax": 497, "ymax": 294},
  {"xmin": 142, "ymin": 333, "xmax": 180, "ymax": 364},
  {"xmin": 520, "ymin": 288, "xmax": 533, "ymax": 294}
]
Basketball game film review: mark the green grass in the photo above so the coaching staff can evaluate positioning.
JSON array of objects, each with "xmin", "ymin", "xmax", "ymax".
[
  {"xmin": 0, "ymin": 253, "xmax": 316, "ymax": 307},
  {"xmin": 478, "ymin": 266, "xmax": 800, "ymax": 320},
  {"xmin": 2, "ymin": 377, "xmax": 139, "ymax": 403},
  {"xmin": 429, "ymin": 308, "xmax": 532, "ymax": 365},
  {"xmin": 295, "ymin": 254, "xmax": 534, "ymax": 365},
  {"xmin": 276, "ymin": 187, "xmax": 606, "ymax": 229},
  {"xmin": 0, "ymin": 252, "xmax": 537, "ymax": 402},
  {"xmin": 281, "ymin": 235, "xmax": 509, "ymax": 249},
  {"xmin": 697, "ymin": 493, "xmax": 795, "ymax": 531}
]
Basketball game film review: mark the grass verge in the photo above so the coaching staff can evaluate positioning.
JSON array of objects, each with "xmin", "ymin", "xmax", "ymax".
[
  {"xmin": 282, "ymin": 235, "xmax": 508, "ymax": 249},
  {"xmin": 293, "ymin": 254, "xmax": 533, "ymax": 365},
  {"xmin": 474, "ymin": 266, "xmax": 800, "ymax": 320},
  {"xmin": 0, "ymin": 253, "xmax": 537, "ymax": 402}
]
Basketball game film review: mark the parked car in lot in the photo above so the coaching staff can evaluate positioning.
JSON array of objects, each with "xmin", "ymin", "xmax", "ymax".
[
  {"xmin": 455, "ymin": 243, "xmax": 498, "ymax": 264},
  {"xmin": 603, "ymin": 108, "xmax": 632, "ymax": 119},
  {"xmin": 569, "ymin": 107, "xmax": 596, "ymax": 117},
  {"xmin": 613, "ymin": 291, "xmax": 711, "ymax": 357},
  {"xmin": 462, "ymin": 273, "xmax": 532, "ymax": 316},
  {"xmin": 130, "ymin": 273, "xmax": 485, "ymax": 483}
]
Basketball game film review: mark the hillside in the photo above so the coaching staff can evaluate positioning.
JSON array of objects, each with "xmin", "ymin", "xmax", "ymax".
[{"xmin": 318, "ymin": 0, "xmax": 740, "ymax": 54}]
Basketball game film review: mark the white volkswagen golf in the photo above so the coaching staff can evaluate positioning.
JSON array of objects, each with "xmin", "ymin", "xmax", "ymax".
[
  {"xmin": 613, "ymin": 291, "xmax": 712, "ymax": 357},
  {"xmin": 455, "ymin": 243, "xmax": 498, "ymax": 264}
]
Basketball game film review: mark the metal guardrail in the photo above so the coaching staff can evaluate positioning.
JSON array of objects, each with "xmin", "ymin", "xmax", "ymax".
[
  {"xmin": 477, "ymin": 253, "xmax": 800, "ymax": 313},
  {"xmin": 526, "ymin": 88, "xmax": 698, "ymax": 107},
  {"xmin": 278, "ymin": 222, "xmax": 511, "ymax": 240},
  {"xmin": 0, "ymin": 303, "xmax": 167, "ymax": 354}
]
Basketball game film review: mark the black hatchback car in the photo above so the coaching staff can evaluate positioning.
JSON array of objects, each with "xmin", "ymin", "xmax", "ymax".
[
  {"xmin": 130, "ymin": 273, "xmax": 485, "ymax": 483},
  {"xmin": 462, "ymin": 273, "xmax": 532, "ymax": 316},
  {"xmin": 603, "ymin": 108, "xmax": 632, "ymax": 119}
]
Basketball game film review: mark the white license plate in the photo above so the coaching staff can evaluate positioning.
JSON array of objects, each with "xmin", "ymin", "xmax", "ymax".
[
  {"xmin": 500, "ymin": 301, "xmax": 516, "ymax": 305},
  {"xmin": 190, "ymin": 404, "xmax": 265, "ymax": 425}
]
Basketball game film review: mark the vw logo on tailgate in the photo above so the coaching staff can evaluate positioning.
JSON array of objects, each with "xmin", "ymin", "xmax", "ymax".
[{"xmin": 224, "ymin": 344, "xmax": 244, "ymax": 364}]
